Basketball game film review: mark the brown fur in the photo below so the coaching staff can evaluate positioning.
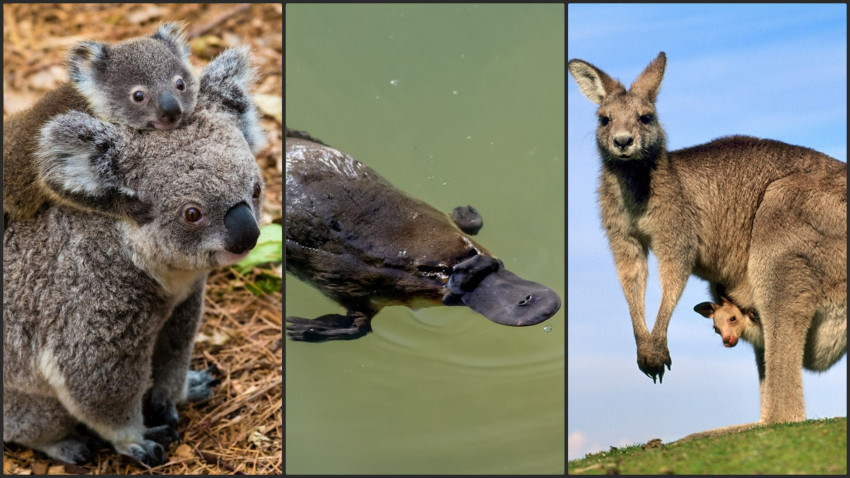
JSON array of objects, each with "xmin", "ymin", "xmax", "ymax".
[
  {"xmin": 3, "ymin": 84, "xmax": 88, "ymax": 222},
  {"xmin": 569, "ymin": 52, "xmax": 847, "ymax": 432},
  {"xmin": 3, "ymin": 23, "xmax": 198, "ymax": 226},
  {"xmin": 694, "ymin": 295, "xmax": 761, "ymax": 348}
]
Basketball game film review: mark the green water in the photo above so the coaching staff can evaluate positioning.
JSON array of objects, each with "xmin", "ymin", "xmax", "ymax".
[{"xmin": 285, "ymin": 4, "xmax": 564, "ymax": 474}]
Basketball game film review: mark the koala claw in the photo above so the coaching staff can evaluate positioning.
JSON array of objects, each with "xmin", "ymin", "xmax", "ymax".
[
  {"xmin": 40, "ymin": 438, "xmax": 92, "ymax": 465},
  {"xmin": 144, "ymin": 424, "xmax": 179, "ymax": 448},
  {"xmin": 144, "ymin": 390, "xmax": 179, "ymax": 428},
  {"xmin": 126, "ymin": 440, "xmax": 165, "ymax": 467},
  {"xmin": 185, "ymin": 366, "xmax": 219, "ymax": 402}
]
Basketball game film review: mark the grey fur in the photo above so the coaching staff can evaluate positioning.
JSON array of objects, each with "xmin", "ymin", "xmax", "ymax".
[
  {"xmin": 198, "ymin": 45, "xmax": 265, "ymax": 153},
  {"xmin": 568, "ymin": 52, "xmax": 846, "ymax": 435},
  {"xmin": 3, "ymin": 22, "xmax": 198, "ymax": 224},
  {"xmin": 68, "ymin": 22, "xmax": 197, "ymax": 130},
  {"xmin": 3, "ymin": 47, "xmax": 264, "ymax": 466}
]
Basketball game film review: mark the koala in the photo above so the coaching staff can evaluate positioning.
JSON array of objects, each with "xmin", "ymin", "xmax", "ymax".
[
  {"xmin": 3, "ymin": 22, "xmax": 198, "ymax": 225},
  {"xmin": 3, "ymin": 46, "xmax": 265, "ymax": 467}
]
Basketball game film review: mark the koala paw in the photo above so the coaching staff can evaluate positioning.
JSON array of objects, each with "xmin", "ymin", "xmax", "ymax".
[
  {"xmin": 124, "ymin": 440, "xmax": 165, "ymax": 467},
  {"xmin": 144, "ymin": 424, "xmax": 179, "ymax": 448},
  {"xmin": 185, "ymin": 365, "xmax": 219, "ymax": 402},
  {"xmin": 144, "ymin": 389, "xmax": 179, "ymax": 428},
  {"xmin": 40, "ymin": 438, "xmax": 92, "ymax": 465}
]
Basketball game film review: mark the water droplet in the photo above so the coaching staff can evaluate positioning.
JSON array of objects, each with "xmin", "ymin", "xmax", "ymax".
[
  {"xmin": 543, "ymin": 326, "xmax": 553, "ymax": 333},
  {"xmin": 466, "ymin": 136, "xmax": 472, "ymax": 140},
  {"xmin": 390, "ymin": 79, "xmax": 398, "ymax": 86},
  {"xmin": 452, "ymin": 90, "xmax": 459, "ymax": 96}
]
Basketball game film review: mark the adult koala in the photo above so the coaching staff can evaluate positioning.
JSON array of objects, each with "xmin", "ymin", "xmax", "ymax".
[{"xmin": 3, "ymin": 46, "xmax": 265, "ymax": 467}]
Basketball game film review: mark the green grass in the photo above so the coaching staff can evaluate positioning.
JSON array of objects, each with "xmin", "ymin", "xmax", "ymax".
[{"xmin": 568, "ymin": 417, "xmax": 846, "ymax": 475}]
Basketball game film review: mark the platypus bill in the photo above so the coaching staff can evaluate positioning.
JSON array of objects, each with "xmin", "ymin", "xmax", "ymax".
[{"xmin": 285, "ymin": 127, "xmax": 561, "ymax": 341}]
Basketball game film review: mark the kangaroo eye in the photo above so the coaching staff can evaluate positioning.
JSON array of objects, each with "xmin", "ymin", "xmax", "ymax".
[
  {"xmin": 132, "ymin": 90, "xmax": 146, "ymax": 103},
  {"xmin": 639, "ymin": 114, "xmax": 653, "ymax": 124},
  {"xmin": 175, "ymin": 77, "xmax": 185, "ymax": 91},
  {"xmin": 184, "ymin": 207, "xmax": 203, "ymax": 223},
  {"xmin": 729, "ymin": 317, "xmax": 737, "ymax": 323},
  {"xmin": 599, "ymin": 116, "xmax": 609, "ymax": 126}
]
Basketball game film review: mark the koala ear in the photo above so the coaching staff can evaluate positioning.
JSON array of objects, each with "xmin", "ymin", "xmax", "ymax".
[
  {"xmin": 199, "ymin": 45, "xmax": 266, "ymax": 153},
  {"xmin": 67, "ymin": 40, "xmax": 111, "ymax": 118},
  {"xmin": 151, "ymin": 22, "xmax": 191, "ymax": 60},
  {"xmin": 36, "ymin": 112, "xmax": 151, "ymax": 224}
]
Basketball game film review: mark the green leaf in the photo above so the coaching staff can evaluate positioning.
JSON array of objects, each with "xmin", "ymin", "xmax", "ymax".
[{"xmin": 235, "ymin": 223, "xmax": 282, "ymax": 274}]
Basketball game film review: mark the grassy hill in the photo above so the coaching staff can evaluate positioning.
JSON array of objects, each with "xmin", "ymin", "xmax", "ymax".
[{"xmin": 568, "ymin": 417, "xmax": 846, "ymax": 475}]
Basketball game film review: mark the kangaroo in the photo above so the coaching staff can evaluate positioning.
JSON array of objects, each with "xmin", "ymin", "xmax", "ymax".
[
  {"xmin": 568, "ymin": 52, "xmax": 847, "ymax": 434},
  {"xmin": 696, "ymin": 286, "xmax": 845, "ymax": 375},
  {"xmin": 694, "ymin": 293, "xmax": 762, "ymax": 349}
]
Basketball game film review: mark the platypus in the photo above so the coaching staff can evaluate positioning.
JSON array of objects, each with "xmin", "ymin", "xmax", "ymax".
[{"xmin": 285, "ymin": 127, "xmax": 561, "ymax": 341}]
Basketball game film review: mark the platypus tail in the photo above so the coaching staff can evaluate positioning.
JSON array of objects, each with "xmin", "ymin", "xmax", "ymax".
[{"xmin": 285, "ymin": 126, "xmax": 328, "ymax": 146}]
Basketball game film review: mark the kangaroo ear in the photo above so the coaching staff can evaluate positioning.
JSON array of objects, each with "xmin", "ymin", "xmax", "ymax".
[
  {"xmin": 199, "ymin": 46, "xmax": 266, "ymax": 153},
  {"xmin": 630, "ymin": 51, "xmax": 666, "ymax": 102},
  {"xmin": 568, "ymin": 58, "xmax": 625, "ymax": 105},
  {"xmin": 693, "ymin": 302, "xmax": 717, "ymax": 318},
  {"xmin": 36, "ymin": 112, "xmax": 151, "ymax": 223}
]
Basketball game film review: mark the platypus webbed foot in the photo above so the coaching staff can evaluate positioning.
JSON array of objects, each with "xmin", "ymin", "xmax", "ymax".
[
  {"xmin": 286, "ymin": 312, "xmax": 373, "ymax": 341},
  {"xmin": 450, "ymin": 205, "xmax": 483, "ymax": 235}
]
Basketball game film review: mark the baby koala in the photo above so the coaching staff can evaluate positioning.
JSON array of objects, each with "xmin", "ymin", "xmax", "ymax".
[
  {"xmin": 694, "ymin": 295, "xmax": 763, "ymax": 348},
  {"xmin": 3, "ymin": 22, "xmax": 198, "ymax": 224}
]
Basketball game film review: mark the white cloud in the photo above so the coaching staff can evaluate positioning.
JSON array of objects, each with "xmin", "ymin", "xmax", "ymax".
[{"xmin": 567, "ymin": 430, "xmax": 587, "ymax": 459}]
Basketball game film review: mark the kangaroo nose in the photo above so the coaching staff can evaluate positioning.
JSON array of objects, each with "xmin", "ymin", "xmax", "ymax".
[{"xmin": 613, "ymin": 134, "xmax": 633, "ymax": 150}]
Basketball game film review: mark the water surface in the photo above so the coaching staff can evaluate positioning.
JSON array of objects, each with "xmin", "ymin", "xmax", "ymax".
[{"xmin": 286, "ymin": 4, "xmax": 564, "ymax": 474}]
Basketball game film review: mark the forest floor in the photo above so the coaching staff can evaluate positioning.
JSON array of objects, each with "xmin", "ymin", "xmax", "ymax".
[{"xmin": 2, "ymin": 3, "xmax": 282, "ymax": 474}]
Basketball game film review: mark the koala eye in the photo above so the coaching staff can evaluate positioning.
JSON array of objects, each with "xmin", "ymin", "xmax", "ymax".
[
  {"xmin": 184, "ymin": 207, "xmax": 203, "ymax": 223},
  {"xmin": 639, "ymin": 114, "xmax": 653, "ymax": 124},
  {"xmin": 175, "ymin": 77, "xmax": 185, "ymax": 91},
  {"xmin": 252, "ymin": 183, "xmax": 261, "ymax": 200},
  {"xmin": 132, "ymin": 90, "xmax": 146, "ymax": 103},
  {"xmin": 598, "ymin": 116, "xmax": 609, "ymax": 127}
]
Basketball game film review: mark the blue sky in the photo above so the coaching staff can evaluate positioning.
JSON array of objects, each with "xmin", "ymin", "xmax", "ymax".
[{"xmin": 568, "ymin": 4, "xmax": 847, "ymax": 460}]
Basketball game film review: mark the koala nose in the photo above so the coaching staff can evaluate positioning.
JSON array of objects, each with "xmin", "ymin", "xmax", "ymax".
[
  {"xmin": 158, "ymin": 92, "xmax": 183, "ymax": 123},
  {"xmin": 224, "ymin": 203, "xmax": 260, "ymax": 254}
]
